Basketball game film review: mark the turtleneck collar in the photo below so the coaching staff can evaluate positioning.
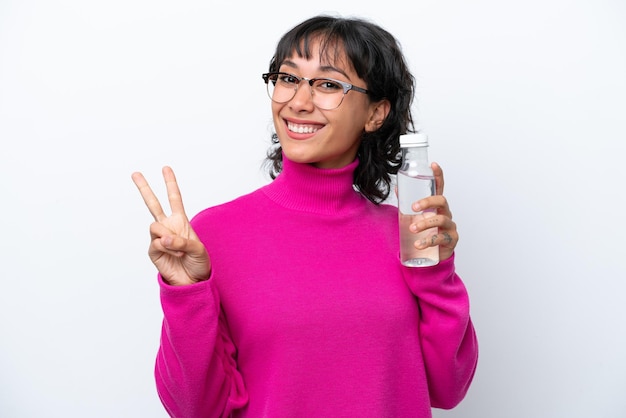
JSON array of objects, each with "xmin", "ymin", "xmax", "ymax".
[{"xmin": 262, "ymin": 155, "xmax": 367, "ymax": 215}]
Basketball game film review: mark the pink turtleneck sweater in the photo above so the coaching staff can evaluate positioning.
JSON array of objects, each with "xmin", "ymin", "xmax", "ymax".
[{"xmin": 155, "ymin": 157, "xmax": 478, "ymax": 418}]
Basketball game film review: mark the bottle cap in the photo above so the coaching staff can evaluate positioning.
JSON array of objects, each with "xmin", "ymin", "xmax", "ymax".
[{"xmin": 399, "ymin": 133, "xmax": 429, "ymax": 147}]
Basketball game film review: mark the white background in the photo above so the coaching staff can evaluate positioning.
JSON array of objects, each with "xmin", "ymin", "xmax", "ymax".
[{"xmin": 1, "ymin": 1, "xmax": 625, "ymax": 417}]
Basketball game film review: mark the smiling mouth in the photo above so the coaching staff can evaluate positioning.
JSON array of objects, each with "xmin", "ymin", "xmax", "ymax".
[{"xmin": 287, "ymin": 121, "xmax": 322, "ymax": 134}]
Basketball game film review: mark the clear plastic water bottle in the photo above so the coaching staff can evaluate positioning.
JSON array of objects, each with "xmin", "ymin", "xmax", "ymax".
[{"xmin": 397, "ymin": 133, "xmax": 439, "ymax": 267}]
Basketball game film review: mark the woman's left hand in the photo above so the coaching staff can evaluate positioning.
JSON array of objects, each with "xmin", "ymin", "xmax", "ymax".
[{"xmin": 409, "ymin": 162, "xmax": 458, "ymax": 261}]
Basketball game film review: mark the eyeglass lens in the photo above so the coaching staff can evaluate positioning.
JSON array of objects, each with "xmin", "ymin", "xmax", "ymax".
[{"xmin": 266, "ymin": 74, "xmax": 345, "ymax": 110}]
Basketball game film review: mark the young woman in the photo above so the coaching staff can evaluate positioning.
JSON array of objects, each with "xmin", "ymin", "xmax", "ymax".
[{"xmin": 132, "ymin": 14, "xmax": 478, "ymax": 418}]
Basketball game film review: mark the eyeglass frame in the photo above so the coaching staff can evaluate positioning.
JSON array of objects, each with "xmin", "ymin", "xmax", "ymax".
[{"xmin": 261, "ymin": 71, "xmax": 369, "ymax": 110}]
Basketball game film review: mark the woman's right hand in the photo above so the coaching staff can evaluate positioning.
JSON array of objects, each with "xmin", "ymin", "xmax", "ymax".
[{"xmin": 131, "ymin": 166, "xmax": 211, "ymax": 286}]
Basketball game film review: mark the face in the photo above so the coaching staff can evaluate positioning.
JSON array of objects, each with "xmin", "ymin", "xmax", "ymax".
[{"xmin": 271, "ymin": 40, "xmax": 389, "ymax": 169}]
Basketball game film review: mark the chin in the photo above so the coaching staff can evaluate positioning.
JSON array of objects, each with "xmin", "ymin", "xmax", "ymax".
[{"xmin": 281, "ymin": 148, "xmax": 316, "ymax": 165}]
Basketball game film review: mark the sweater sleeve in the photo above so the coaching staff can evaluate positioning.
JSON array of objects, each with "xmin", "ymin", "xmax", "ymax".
[
  {"xmin": 155, "ymin": 274, "xmax": 248, "ymax": 418},
  {"xmin": 402, "ymin": 254, "xmax": 479, "ymax": 409}
]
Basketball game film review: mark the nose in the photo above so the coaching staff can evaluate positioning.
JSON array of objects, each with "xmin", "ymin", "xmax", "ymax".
[{"xmin": 288, "ymin": 80, "xmax": 315, "ymax": 111}]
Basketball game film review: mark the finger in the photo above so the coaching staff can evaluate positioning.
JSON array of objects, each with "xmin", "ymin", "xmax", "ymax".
[
  {"xmin": 415, "ymin": 229, "xmax": 458, "ymax": 250},
  {"xmin": 149, "ymin": 223, "xmax": 206, "ymax": 259},
  {"xmin": 160, "ymin": 234, "xmax": 207, "ymax": 256},
  {"xmin": 414, "ymin": 195, "xmax": 452, "ymax": 219},
  {"xmin": 411, "ymin": 212, "xmax": 456, "ymax": 234},
  {"xmin": 162, "ymin": 166, "xmax": 187, "ymax": 216},
  {"xmin": 150, "ymin": 236, "xmax": 185, "ymax": 258},
  {"xmin": 410, "ymin": 212, "xmax": 440, "ymax": 233},
  {"xmin": 431, "ymin": 162, "xmax": 444, "ymax": 195},
  {"xmin": 148, "ymin": 223, "xmax": 188, "ymax": 257},
  {"xmin": 149, "ymin": 221, "xmax": 176, "ymax": 241},
  {"xmin": 131, "ymin": 171, "xmax": 167, "ymax": 222}
]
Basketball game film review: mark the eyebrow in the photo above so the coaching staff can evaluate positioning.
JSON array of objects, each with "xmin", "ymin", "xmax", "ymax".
[{"xmin": 280, "ymin": 60, "xmax": 352, "ymax": 81}]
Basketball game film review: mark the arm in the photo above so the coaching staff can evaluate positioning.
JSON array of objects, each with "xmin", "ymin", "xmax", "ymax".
[
  {"xmin": 402, "ymin": 162, "xmax": 478, "ymax": 408},
  {"xmin": 131, "ymin": 167, "xmax": 248, "ymax": 416},
  {"xmin": 155, "ymin": 277, "xmax": 247, "ymax": 417},
  {"xmin": 403, "ymin": 256, "xmax": 478, "ymax": 409}
]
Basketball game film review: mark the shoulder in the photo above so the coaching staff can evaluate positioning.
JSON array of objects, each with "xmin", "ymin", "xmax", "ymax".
[
  {"xmin": 376, "ymin": 201, "xmax": 398, "ymax": 214},
  {"xmin": 190, "ymin": 187, "xmax": 267, "ymax": 226},
  {"xmin": 365, "ymin": 201, "xmax": 398, "ymax": 220}
]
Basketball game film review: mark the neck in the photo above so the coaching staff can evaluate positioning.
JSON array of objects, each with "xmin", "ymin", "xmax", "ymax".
[{"xmin": 262, "ymin": 156, "xmax": 365, "ymax": 215}]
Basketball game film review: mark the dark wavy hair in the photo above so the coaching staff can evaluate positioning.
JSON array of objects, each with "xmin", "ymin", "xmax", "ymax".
[{"xmin": 264, "ymin": 15, "xmax": 416, "ymax": 204}]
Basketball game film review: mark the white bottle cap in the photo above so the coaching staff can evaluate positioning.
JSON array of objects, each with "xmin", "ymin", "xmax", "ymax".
[{"xmin": 399, "ymin": 133, "xmax": 428, "ymax": 147}]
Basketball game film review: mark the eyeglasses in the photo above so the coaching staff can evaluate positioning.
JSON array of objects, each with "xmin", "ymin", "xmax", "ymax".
[{"xmin": 262, "ymin": 72, "xmax": 369, "ymax": 110}]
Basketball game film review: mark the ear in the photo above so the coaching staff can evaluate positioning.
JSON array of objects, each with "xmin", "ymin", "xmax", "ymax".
[{"xmin": 364, "ymin": 99, "xmax": 391, "ymax": 132}]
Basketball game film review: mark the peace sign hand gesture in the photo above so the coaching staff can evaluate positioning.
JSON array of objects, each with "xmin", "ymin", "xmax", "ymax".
[{"xmin": 131, "ymin": 166, "xmax": 211, "ymax": 286}]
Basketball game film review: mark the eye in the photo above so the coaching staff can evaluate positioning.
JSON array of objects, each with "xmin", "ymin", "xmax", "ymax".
[
  {"xmin": 314, "ymin": 79, "xmax": 344, "ymax": 93},
  {"xmin": 277, "ymin": 73, "xmax": 299, "ymax": 86}
]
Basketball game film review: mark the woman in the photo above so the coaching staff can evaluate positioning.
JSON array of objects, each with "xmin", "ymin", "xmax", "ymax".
[{"xmin": 132, "ymin": 14, "xmax": 478, "ymax": 418}]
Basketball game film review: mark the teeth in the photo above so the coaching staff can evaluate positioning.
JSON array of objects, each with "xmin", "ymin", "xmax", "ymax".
[{"xmin": 288, "ymin": 122, "xmax": 320, "ymax": 134}]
